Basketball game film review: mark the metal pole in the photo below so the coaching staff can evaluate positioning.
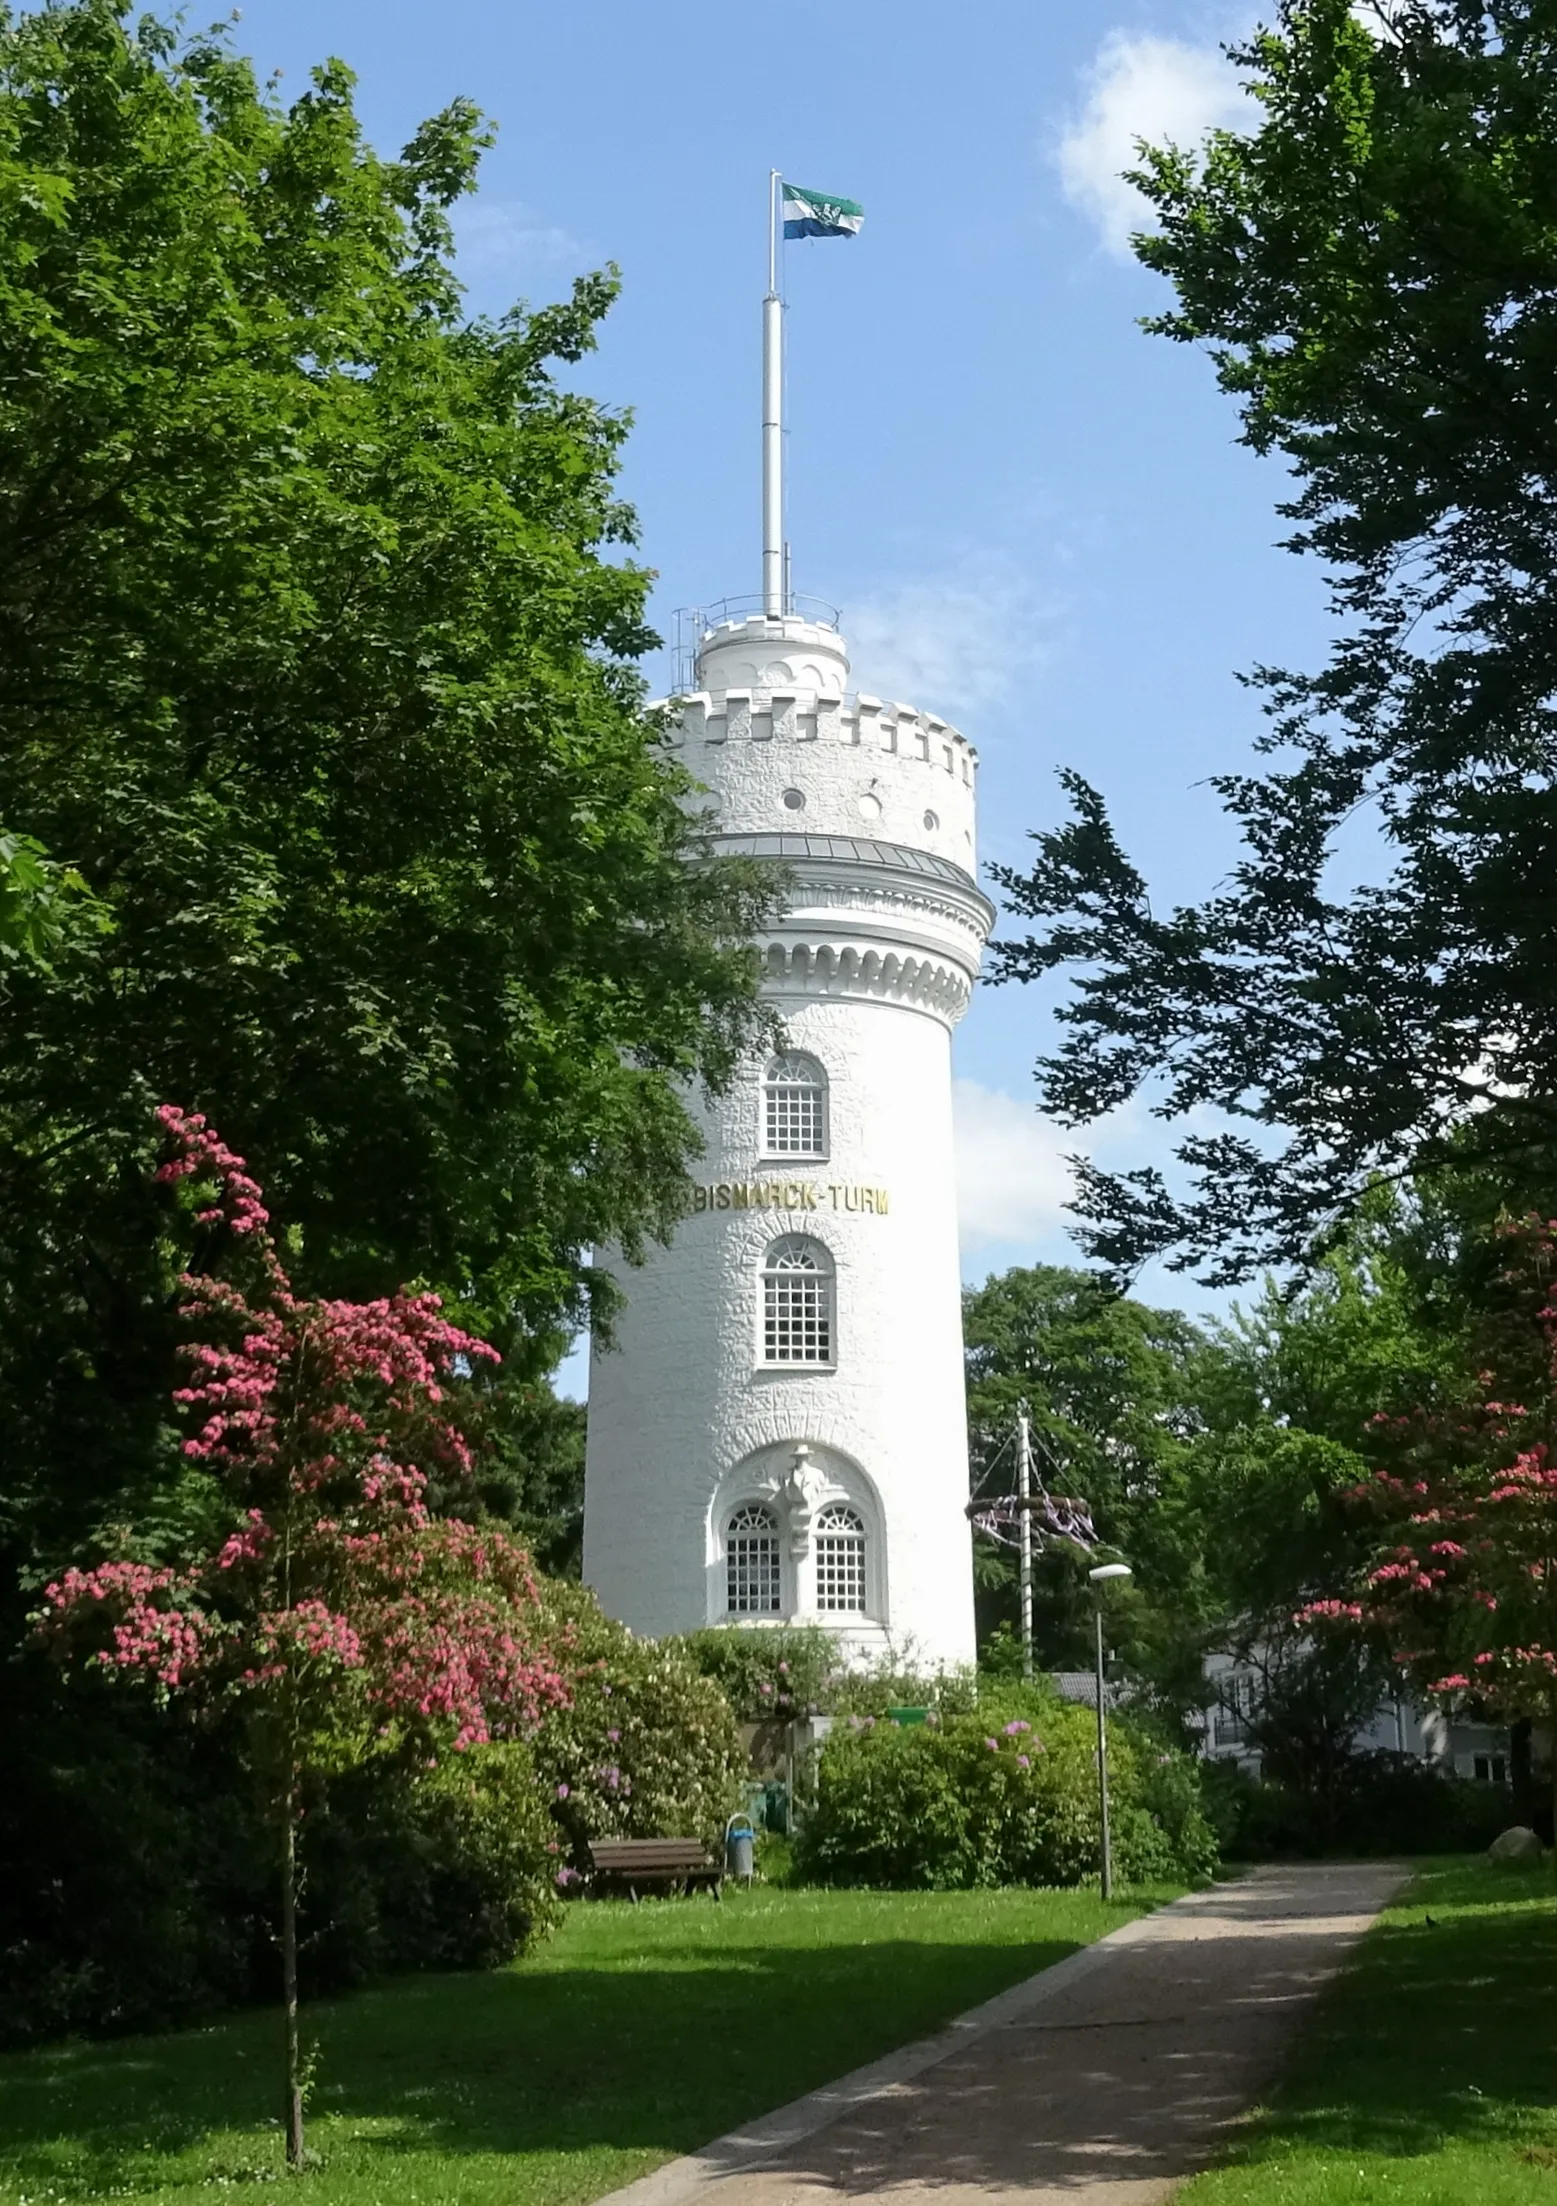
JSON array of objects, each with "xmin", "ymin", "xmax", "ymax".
[
  {"xmin": 1096, "ymin": 1600, "xmax": 1113, "ymax": 1901},
  {"xmin": 1017, "ymin": 1405, "xmax": 1034, "ymax": 1680},
  {"xmin": 762, "ymin": 170, "xmax": 783, "ymax": 615}
]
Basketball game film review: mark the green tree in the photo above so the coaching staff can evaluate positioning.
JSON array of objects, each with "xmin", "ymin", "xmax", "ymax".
[
  {"xmin": 962, "ymin": 1231, "xmax": 1447, "ymax": 1744},
  {"xmin": 962, "ymin": 1265, "xmax": 1216, "ymax": 1680},
  {"xmin": 0, "ymin": 830, "xmax": 107, "ymax": 969},
  {"xmin": 0, "ymin": 2, "xmax": 772, "ymax": 1594},
  {"xmin": 994, "ymin": 0, "xmax": 1557, "ymax": 1281}
]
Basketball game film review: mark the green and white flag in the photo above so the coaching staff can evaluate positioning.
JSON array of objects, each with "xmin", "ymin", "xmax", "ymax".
[{"xmin": 782, "ymin": 182, "xmax": 864, "ymax": 241}]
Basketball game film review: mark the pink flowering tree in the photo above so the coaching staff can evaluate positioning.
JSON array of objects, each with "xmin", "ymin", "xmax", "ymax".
[
  {"xmin": 1307, "ymin": 1218, "xmax": 1557, "ymax": 1863},
  {"xmin": 36, "ymin": 1107, "xmax": 568, "ymax": 2169}
]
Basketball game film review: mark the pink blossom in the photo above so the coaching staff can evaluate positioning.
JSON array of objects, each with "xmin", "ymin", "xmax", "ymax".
[{"xmin": 36, "ymin": 1107, "xmax": 568, "ymax": 1771}]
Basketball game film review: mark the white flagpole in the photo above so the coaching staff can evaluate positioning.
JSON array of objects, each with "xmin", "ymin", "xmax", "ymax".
[{"xmin": 762, "ymin": 169, "xmax": 783, "ymax": 616}]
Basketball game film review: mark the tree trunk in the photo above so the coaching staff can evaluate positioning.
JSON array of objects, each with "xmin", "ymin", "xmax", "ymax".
[{"xmin": 281, "ymin": 1796, "xmax": 305, "ymax": 2169}]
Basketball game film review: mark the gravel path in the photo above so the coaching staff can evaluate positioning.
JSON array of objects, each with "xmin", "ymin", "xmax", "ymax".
[{"xmin": 595, "ymin": 1861, "xmax": 1405, "ymax": 2205}]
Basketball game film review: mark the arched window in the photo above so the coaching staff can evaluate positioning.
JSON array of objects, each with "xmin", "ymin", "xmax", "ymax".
[
  {"xmin": 763, "ymin": 1053, "xmax": 828, "ymax": 1159},
  {"xmin": 726, "ymin": 1502, "xmax": 781, "ymax": 1615},
  {"xmin": 761, "ymin": 1236, "xmax": 835, "ymax": 1365},
  {"xmin": 815, "ymin": 1504, "xmax": 866, "ymax": 1612}
]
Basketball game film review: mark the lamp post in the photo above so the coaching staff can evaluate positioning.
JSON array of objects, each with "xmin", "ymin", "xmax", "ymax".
[{"xmin": 1088, "ymin": 1562, "xmax": 1132, "ymax": 1900}]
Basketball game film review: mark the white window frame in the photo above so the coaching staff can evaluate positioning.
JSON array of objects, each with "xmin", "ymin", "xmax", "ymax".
[
  {"xmin": 762, "ymin": 1052, "xmax": 829, "ymax": 1162},
  {"xmin": 814, "ymin": 1503, "xmax": 867, "ymax": 1613},
  {"xmin": 725, "ymin": 1501, "xmax": 783, "ymax": 1616},
  {"xmin": 760, "ymin": 1235, "xmax": 836, "ymax": 1368}
]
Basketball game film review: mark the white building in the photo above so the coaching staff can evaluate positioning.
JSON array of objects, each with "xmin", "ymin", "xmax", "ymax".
[
  {"xmin": 1201, "ymin": 1650, "xmax": 1511, "ymax": 1783},
  {"xmin": 582, "ymin": 608, "xmax": 992, "ymax": 1669}
]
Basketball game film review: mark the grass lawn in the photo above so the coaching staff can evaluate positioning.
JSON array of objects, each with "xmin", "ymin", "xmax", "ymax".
[
  {"xmin": 0, "ymin": 1881, "xmax": 1169, "ymax": 2206},
  {"xmin": 1180, "ymin": 1855, "xmax": 1557, "ymax": 2205}
]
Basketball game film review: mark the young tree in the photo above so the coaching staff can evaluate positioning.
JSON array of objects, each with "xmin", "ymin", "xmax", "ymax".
[
  {"xmin": 1313, "ymin": 1217, "xmax": 1557, "ymax": 1850},
  {"xmin": 994, "ymin": 0, "xmax": 1557, "ymax": 1280},
  {"xmin": 37, "ymin": 1108, "xmax": 567, "ymax": 2168}
]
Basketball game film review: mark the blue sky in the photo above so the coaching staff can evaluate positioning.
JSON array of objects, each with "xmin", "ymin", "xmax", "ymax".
[{"xmin": 237, "ymin": 0, "xmax": 1323, "ymax": 1377}]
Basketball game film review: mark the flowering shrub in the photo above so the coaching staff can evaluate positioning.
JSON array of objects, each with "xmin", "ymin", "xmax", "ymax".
[
  {"xmin": 677, "ymin": 1626, "xmax": 979, "ymax": 1724},
  {"xmin": 1306, "ymin": 1216, "xmax": 1557, "ymax": 1853},
  {"xmin": 539, "ymin": 1583, "xmax": 747, "ymax": 1867},
  {"xmin": 796, "ymin": 1685, "xmax": 1216, "ymax": 1890},
  {"xmin": 677, "ymin": 1626, "xmax": 841, "ymax": 1721}
]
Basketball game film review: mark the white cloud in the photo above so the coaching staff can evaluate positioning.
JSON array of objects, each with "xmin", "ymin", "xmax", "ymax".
[
  {"xmin": 452, "ymin": 199, "xmax": 587, "ymax": 284},
  {"xmin": 846, "ymin": 560, "xmax": 1059, "ymax": 723},
  {"xmin": 954, "ymin": 1078, "xmax": 1077, "ymax": 1258},
  {"xmin": 1056, "ymin": 28, "xmax": 1252, "ymax": 258}
]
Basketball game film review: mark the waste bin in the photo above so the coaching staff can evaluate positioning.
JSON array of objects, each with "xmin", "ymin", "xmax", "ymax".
[{"xmin": 725, "ymin": 1814, "xmax": 756, "ymax": 1883}]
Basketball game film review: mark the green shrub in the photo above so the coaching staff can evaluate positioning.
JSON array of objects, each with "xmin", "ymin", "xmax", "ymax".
[
  {"xmin": 678, "ymin": 1625, "xmax": 979, "ymax": 1725},
  {"xmin": 0, "ymin": 1667, "xmax": 267, "ymax": 2047},
  {"xmin": 306, "ymin": 1743, "xmax": 560, "ymax": 1984},
  {"xmin": 829, "ymin": 1666, "xmax": 979, "ymax": 1720},
  {"xmin": 796, "ymin": 1683, "xmax": 1217, "ymax": 1890},
  {"xmin": 1203, "ymin": 1751, "xmax": 1517, "ymax": 1860},
  {"xmin": 676, "ymin": 1625, "xmax": 841, "ymax": 1721},
  {"xmin": 539, "ymin": 1584, "xmax": 747, "ymax": 1872}
]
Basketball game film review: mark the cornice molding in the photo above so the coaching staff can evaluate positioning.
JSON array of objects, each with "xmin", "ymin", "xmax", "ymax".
[{"xmin": 759, "ymin": 937, "xmax": 976, "ymax": 1024}]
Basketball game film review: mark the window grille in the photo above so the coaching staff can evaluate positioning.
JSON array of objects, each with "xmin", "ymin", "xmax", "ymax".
[
  {"xmin": 762, "ymin": 1237, "xmax": 834, "ymax": 1364},
  {"xmin": 764, "ymin": 1054, "xmax": 827, "ymax": 1158},
  {"xmin": 726, "ymin": 1503, "xmax": 781, "ymax": 1615},
  {"xmin": 1214, "ymin": 1672, "xmax": 1259, "ymax": 1748},
  {"xmin": 815, "ymin": 1504, "xmax": 866, "ymax": 1612}
]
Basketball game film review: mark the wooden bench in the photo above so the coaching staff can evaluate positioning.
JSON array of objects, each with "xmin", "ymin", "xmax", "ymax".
[{"xmin": 587, "ymin": 1837, "xmax": 723, "ymax": 1900}]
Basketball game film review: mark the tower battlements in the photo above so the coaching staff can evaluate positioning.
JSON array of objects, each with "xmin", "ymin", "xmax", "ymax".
[
  {"xmin": 669, "ymin": 614, "xmax": 980, "ymax": 870},
  {"xmin": 672, "ymin": 689, "xmax": 977, "ymax": 785}
]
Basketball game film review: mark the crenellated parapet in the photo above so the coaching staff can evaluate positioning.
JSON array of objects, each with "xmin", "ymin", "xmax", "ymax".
[
  {"xmin": 672, "ymin": 688, "xmax": 977, "ymax": 790},
  {"xmin": 666, "ymin": 609, "xmax": 982, "ymax": 870}
]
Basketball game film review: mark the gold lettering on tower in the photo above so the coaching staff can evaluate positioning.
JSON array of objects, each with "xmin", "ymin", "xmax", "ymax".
[{"xmin": 690, "ymin": 1181, "xmax": 891, "ymax": 1218}]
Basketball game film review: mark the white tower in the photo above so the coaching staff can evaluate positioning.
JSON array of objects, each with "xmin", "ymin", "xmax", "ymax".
[{"xmin": 582, "ymin": 607, "xmax": 993, "ymax": 1668}]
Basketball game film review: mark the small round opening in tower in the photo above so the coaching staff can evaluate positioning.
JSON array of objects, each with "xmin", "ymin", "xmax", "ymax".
[
  {"xmin": 782, "ymin": 788, "xmax": 806, "ymax": 812},
  {"xmin": 923, "ymin": 809, "xmax": 940, "ymax": 831}
]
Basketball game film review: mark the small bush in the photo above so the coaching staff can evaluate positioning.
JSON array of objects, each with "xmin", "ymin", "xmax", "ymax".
[{"xmin": 796, "ymin": 1682, "xmax": 1217, "ymax": 1890}]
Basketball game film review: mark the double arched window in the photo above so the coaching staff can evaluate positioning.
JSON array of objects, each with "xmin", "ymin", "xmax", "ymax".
[
  {"xmin": 761, "ymin": 1236, "xmax": 834, "ymax": 1365},
  {"xmin": 763, "ymin": 1053, "xmax": 828, "ymax": 1160},
  {"xmin": 815, "ymin": 1504, "xmax": 866, "ymax": 1612},
  {"xmin": 726, "ymin": 1502, "xmax": 781, "ymax": 1615}
]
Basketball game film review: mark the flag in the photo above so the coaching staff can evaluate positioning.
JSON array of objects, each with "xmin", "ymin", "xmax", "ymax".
[{"xmin": 782, "ymin": 182, "xmax": 864, "ymax": 241}]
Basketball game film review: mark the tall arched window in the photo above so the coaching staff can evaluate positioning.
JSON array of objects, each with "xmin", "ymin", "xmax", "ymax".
[
  {"xmin": 763, "ymin": 1053, "xmax": 828, "ymax": 1159},
  {"xmin": 726, "ymin": 1502, "xmax": 781, "ymax": 1615},
  {"xmin": 761, "ymin": 1236, "xmax": 835, "ymax": 1365},
  {"xmin": 815, "ymin": 1504, "xmax": 866, "ymax": 1612}
]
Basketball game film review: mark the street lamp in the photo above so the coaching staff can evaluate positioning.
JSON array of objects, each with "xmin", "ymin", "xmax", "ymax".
[{"xmin": 1088, "ymin": 1562, "xmax": 1132, "ymax": 1900}]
